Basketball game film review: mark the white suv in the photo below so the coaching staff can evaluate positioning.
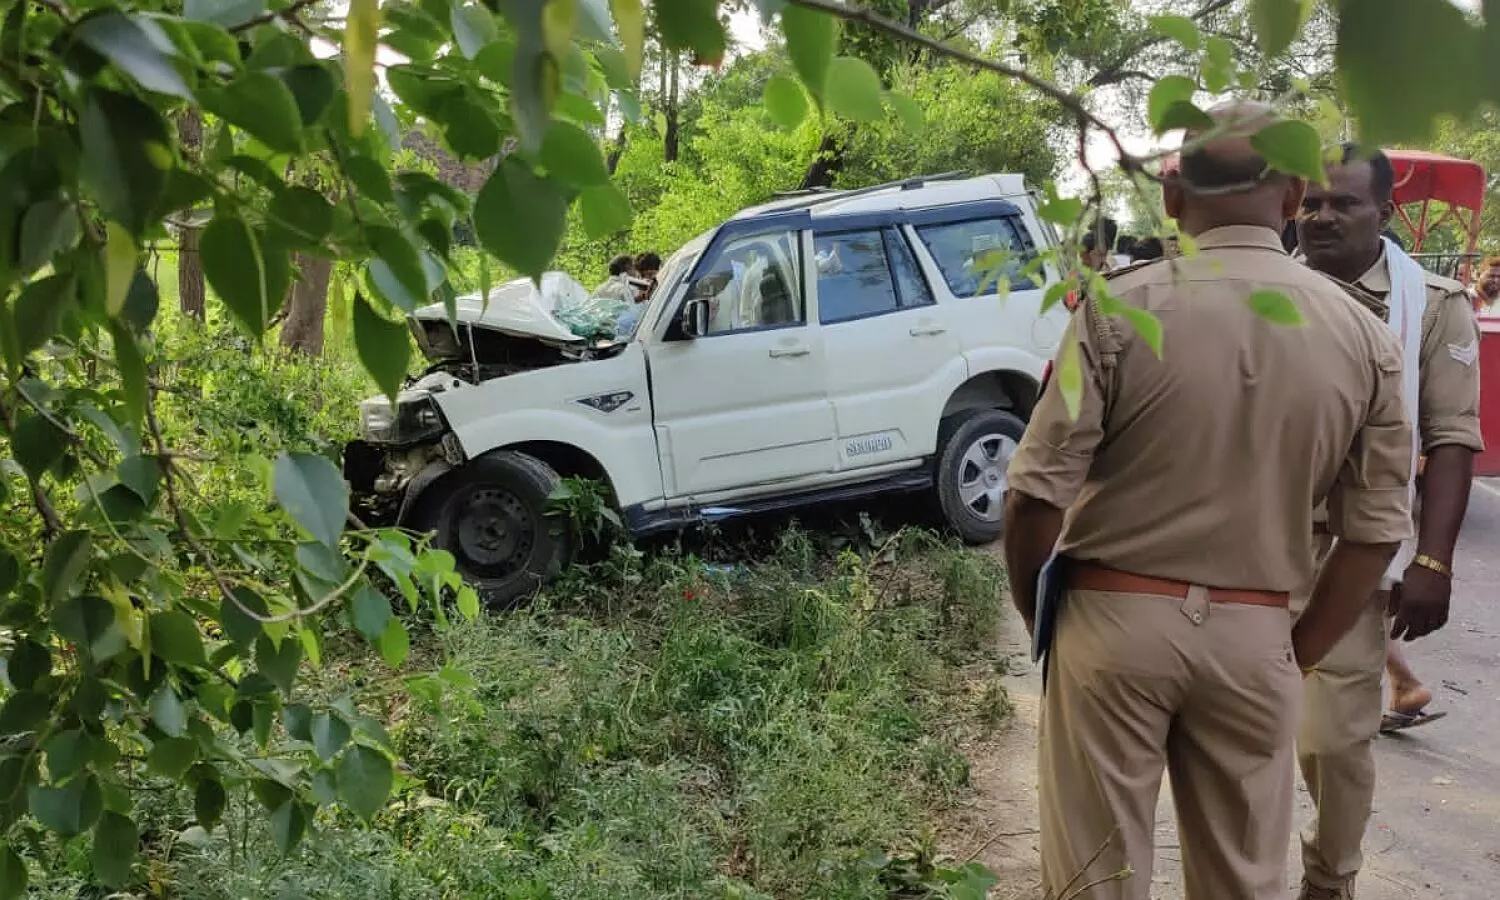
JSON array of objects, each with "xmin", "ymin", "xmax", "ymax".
[{"xmin": 344, "ymin": 172, "xmax": 1070, "ymax": 602}]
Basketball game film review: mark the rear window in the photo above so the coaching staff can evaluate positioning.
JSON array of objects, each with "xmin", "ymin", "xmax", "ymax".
[{"xmin": 914, "ymin": 216, "xmax": 1039, "ymax": 297}]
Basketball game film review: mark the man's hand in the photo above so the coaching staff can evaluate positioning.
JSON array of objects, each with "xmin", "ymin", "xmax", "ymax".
[{"xmin": 1389, "ymin": 563, "xmax": 1451, "ymax": 640}]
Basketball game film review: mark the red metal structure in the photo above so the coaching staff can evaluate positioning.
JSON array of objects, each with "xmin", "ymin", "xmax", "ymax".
[{"xmin": 1385, "ymin": 150, "xmax": 1486, "ymax": 282}]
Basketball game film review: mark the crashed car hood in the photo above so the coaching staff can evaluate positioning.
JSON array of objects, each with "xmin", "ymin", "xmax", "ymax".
[{"xmin": 412, "ymin": 272, "xmax": 589, "ymax": 345}]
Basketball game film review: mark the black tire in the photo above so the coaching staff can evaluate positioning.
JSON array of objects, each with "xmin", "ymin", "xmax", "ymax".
[
  {"xmin": 412, "ymin": 451, "xmax": 569, "ymax": 607},
  {"xmin": 934, "ymin": 408, "xmax": 1028, "ymax": 545}
]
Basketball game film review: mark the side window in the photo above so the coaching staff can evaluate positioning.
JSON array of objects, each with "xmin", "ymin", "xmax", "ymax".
[
  {"xmin": 683, "ymin": 230, "xmax": 802, "ymax": 334},
  {"xmin": 884, "ymin": 228, "xmax": 933, "ymax": 308},
  {"xmin": 814, "ymin": 230, "xmax": 898, "ymax": 324},
  {"xmin": 915, "ymin": 216, "xmax": 1039, "ymax": 298}
]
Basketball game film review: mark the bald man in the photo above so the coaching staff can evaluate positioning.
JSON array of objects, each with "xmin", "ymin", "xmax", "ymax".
[{"xmin": 1003, "ymin": 103, "xmax": 1414, "ymax": 900}]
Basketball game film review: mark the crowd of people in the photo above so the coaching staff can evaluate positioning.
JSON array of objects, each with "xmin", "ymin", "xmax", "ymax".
[{"xmin": 1004, "ymin": 100, "xmax": 1483, "ymax": 900}]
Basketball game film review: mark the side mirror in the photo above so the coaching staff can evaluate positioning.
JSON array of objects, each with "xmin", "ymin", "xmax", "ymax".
[{"xmin": 680, "ymin": 297, "xmax": 710, "ymax": 338}]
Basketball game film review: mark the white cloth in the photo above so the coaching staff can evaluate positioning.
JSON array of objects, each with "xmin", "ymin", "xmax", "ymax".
[{"xmin": 1381, "ymin": 238, "xmax": 1427, "ymax": 587}]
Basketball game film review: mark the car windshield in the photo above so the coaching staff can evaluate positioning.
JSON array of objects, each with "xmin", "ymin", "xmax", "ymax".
[{"xmin": 629, "ymin": 232, "xmax": 709, "ymax": 337}]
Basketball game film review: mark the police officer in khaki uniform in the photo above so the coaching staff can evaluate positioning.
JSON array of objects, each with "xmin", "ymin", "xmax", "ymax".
[
  {"xmin": 1003, "ymin": 102, "xmax": 1414, "ymax": 900},
  {"xmin": 1294, "ymin": 146, "xmax": 1484, "ymax": 900}
]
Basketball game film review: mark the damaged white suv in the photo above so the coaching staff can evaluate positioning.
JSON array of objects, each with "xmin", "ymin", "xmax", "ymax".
[{"xmin": 344, "ymin": 172, "xmax": 1071, "ymax": 603}]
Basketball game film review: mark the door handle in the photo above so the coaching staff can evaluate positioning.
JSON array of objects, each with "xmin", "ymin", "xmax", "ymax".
[
  {"xmin": 769, "ymin": 345, "xmax": 810, "ymax": 358},
  {"xmin": 909, "ymin": 325, "xmax": 947, "ymax": 337}
]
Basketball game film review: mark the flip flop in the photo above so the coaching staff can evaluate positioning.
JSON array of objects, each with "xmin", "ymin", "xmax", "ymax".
[{"xmin": 1379, "ymin": 709, "xmax": 1448, "ymax": 734}]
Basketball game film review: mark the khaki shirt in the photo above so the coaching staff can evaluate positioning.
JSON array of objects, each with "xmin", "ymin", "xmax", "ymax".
[
  {"xmin": 1351, "ymin": 249, "xmax": 1485, "ymax": 453},
  {"xmin": 1007, "ymin": 225, "xmax": 1414, "ymax": 593}
]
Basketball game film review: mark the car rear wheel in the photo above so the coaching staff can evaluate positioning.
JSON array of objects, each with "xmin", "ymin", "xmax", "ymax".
[
  {"xmin": 414, "ymin": 451, "xmax": 569, "ymax": 607},
  {"xmin": 935, "ymin": 409, "xmax": 1027, "ymax": 545}
]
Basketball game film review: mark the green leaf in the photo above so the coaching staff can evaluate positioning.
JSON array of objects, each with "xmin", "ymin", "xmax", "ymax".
[
  {"xmin": 149, "ymin": 685, "xmax": 187, "ymax": 737},
  {"xmin": 474, "ymin": 161, "xmax": 569, "ymax": 278},
  {"xmin": 43, "ymin": 530, "xmax": 92, "ymax": 607},
  {"xmin": 79, "ymin": 88, "xmax": 172, "ymax": 236},
  {"xmin": 11, "ymin": 413, "xmax": 67, "ymax": 482},
  {"xmin": 76, "ymin": 12, "xmax": 193, "ymax": 100},
  {"xmin": 256, "ymin": 634, "xmax": 302, "ymax": 695},
  {"xmin": 43, "ymin": 731, "xmax": 91, "ymax": 782},
  {"xmin": 353, "ymin": 293, "xmax": 412, "ymax": 404},
  {"xmin": 0, "ymin": 692, "xmax": 49, "ymax": 736},
  {"xmin": 1155, "ymin": 101, "xmax": 1214, "ymax": 135},
  {"xmin": 336, "ymin": 745, "xmax": 393, "ymax": 822},
  {"xmin": 146, "ymin": 737, "xmax": 198, "ymax": 778},
  {"xmin": 268, "ymin": 800, "xmax": 308, "ymax": 853},
  {"xmin": 580, "ymin": 182, "xmax": 632, "ymax": 239},
  {"xmin": 437, "ymin": 96, "xmax": 503, "ymax": 159},
  {"xmin": 311, "ymin": 712, "xmax": 351, "ymax": 761},
  {"xmin": 269, "ymin": 186, "xmax": 334, "ymax": 249},
  {"xmin": 1150, "ymin": 14, "xmax": 1200, "ymax": 50},
  {"xmin": 1250, "ymin": 120, "xmax": 1326, "ymax": 184},
  {"xmin": 1037, "ymin": 196, "xmax": 1083, "ymax": 228},
  {"xmin": 369, "ymin": 226, "xmax": 430, "ymax": 305},
  {"xmin": 1117, "ymin": 305, "xmax": 1163, "ymax": 358},
  {"xmin": 282, "ymin": 63, "xmax": 337, "ymax": 126},
  {"xmin": 1147, "ymin": 75, "xmax": 1197, "ymax": 135},
  {"xmin": 150, "ymin": 609, "xmax": 207, "ymax": 667},
  {"xmin": 610, "ymin": 0, "xmax": 644, "ymax": 79},
  {"xmin": 653, "ymin": 0, "xmax": 724, "ymax": 65},
  {"xmin": 782, "ymin": 5, "xmax": 836, "ymax": 99},
  {"xmin": 29, "ymin": 775, "xmax": 103, "ymax": 837},
  {"xmin": 274, "ymin": 451, "xmax": 350, "ymax": 548},
  {"xmin": 351, "ymin": 583, "xmax": 392, "ymax": 642},
  {"xmin": 763, "ymin": 74, "xmax": 808, "ymax": 130},
  {"xmin": 379, "ymin": 619, "xmax": 409, "ymax": 668},
  {"xmin": 823, "ymin": 56, "xmax": 883, "ymax": 122},
  {"xmin": 886, "ymin": 91, "xmax": 923, "ymax": 131},
  {"xmin": 6, "ymin": 641, "xmax": 51, "ymax": 691},
  {"xmin": 200, "ymin": 217, "xmax": 291, "ymax": 336},
  {"xmin": 184, "ymin": 0, "xmax": 267, "ymax": 28},
  {"xmin": 19, "ymin": 198, "xmax": 79, "ymax": 274},
  {"xmin": 104, "ymin": 222, "xmax": 136, "ymax": 317},
  {"xmin": 109, "ymin": 322, "xmax": 147, "ymax": 426},
  {"xmin": 120, "ymin": 269, "xmax": 160, "ymax": 333},
  {"xmin": 0, "ymin": 844, "xmax": 26, "ymax": 900},
  {"xmin": 12, "ymin": 274, "xmax": 75, "ymax": 358},
  {"xmin": 451, "ymin": 1, "xmax": 497, "ymax": 59},
  {"xmin": 52, "ymin": 595, "xmax": 121, "ymax": 660},
  {"xmin": 1056, "ymin": 337, "xmax": 1083, "ymax": 421},
  {"xmin": 456, "ymin": 585, "xmax": 480, "ymax": 621},
  {"xmin": 220, "ymin": 588, "xmax": 267, "ymax": 648},
  {"xmin": 283, "ymin": 703, "xmax": 313, "ymax": 741},
  {"xmin": 91, "ymin": 811, "xmax": 138, "ymax": 887},
  {"xmin": 539, "ymin": 121, "xmax": 609, "ymax": 186},
  {"xmin": 1201, "ymin": 35, "xmax": 1236, "ymax": 94},
  {"xmin": 344, "ymin": 0, "xmax": 381, "ymax": 138},
  {"xmin": 1252, "ymin": 0, "xmax": 1312, "ymax": 57},
  {"xmin": 116, "ymin": 455, "xmax": 160, "ymax": 507},
  {"xmin": 1336, "ymin": 0, "xmax": 1481, "ymax": 145},
  {"xmin": 1246, "ymin": 289, "xmax": 1306, "ymax": 326},
  {"xmin": 205, "ymin": 71, "xmax": 304, "ymax": 153},
  {"xmin": 194, "ymin": 779, "xmax": 227, "ymax": 831}
]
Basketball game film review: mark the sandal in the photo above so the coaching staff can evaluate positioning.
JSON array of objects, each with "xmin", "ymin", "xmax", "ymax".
[{"xmin": 1379, "ymin": 709, "xmax": 1448, "ymax": 734}]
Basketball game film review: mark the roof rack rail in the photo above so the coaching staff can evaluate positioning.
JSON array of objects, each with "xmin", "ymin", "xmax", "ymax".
[{"xmin": 756, "ymin": 170, "xmax": 974, "ymax": 215}]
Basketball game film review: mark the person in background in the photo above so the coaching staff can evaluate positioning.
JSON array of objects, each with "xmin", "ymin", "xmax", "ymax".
[
  {"xmin": 593, "ymin": 254, "xmax": 641, "ymax": 305},
  {"xmin": 1295, "ymin": 144, "xmax": 1482, "ymax": 900},
  {"xmin": 1130, "ymin": 237, "xmax": 1165, "ymax": 262},
  {"xmin": 1003, "ymin": 101, "xmax": 1410, "ymax": 900},
  {"xmin": 1472, "ymin": 255, "xmax": 1500, "ymax": 314},
  {"xmin": 1113, "ymin": 235, "xmax": 1138, "ymax": 269},
  {"xmin": 634, "ymin": 251, "xmax": 662, "ymax": 291},
  {"xmin": 1081, "ymin": 217, "xmax": 1120, "ymax": 271}
]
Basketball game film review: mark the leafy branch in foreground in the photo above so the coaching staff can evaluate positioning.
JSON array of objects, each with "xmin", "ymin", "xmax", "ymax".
[{"xmin": 0, "ymin": 0, "xmax": 1491, "ymax": 888}]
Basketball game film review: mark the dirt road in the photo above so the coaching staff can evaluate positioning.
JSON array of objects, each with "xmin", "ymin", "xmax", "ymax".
[{"xmin": 952, "ymin": 480, "xmax": 1500, "ymax": 899}]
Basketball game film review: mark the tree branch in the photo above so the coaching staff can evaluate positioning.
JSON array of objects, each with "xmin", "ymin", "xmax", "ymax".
[
  {"xmin": 229, "ymin": 0, "xmax": 324, "ymax": 33},
  {"xmin": 1087, "ymin": 0, "xmax": 1240, "ymax": 88},
  {"xmin": 785, "ymin": 0, "xmax": 1142, "ymax": 173}
]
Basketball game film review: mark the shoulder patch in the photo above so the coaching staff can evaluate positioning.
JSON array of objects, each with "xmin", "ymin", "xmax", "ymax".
[{"xmin": 1447, "ymin": 338, "xmax": 1479, "ymax": 366}]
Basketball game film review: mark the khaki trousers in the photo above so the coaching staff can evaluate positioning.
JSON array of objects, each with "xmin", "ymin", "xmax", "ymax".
[
  {"xmin": 1296, "ymin": 593, "xmax": 1388, "ymax": 889},
  {"xmin": 1039, "ymin": 587, "xmax": 1300, "ymax": 900}
]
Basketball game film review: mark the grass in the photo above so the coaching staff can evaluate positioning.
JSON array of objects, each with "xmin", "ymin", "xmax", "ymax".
[{"xmin": 26, "ymin": 522, "xmax": 1012, "ymax": 899}]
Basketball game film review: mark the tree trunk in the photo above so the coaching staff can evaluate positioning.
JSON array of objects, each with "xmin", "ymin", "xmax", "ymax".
[
  {"xmin": 799, "ymin": 132, "xmax": 849, "ymax": 190},
  {"xmin": 278, "ymin": 253, "xmax": 333, "ymax": 356},
  {"xmin": 176, "ymin": 110, "xmax": 206, "ymax": 321},
  {"xmin": 664, "ymin": 52, "xmax": 680, "ymax": 163}
]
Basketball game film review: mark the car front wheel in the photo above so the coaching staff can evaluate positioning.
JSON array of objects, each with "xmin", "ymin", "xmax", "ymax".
[
  {"xmin": 413, "ymin": 451, "xmax": 569, "ymax": 607},
  {"xmin": 935, "ymin": 409, "xmax": 1027, "ymax": 545}
]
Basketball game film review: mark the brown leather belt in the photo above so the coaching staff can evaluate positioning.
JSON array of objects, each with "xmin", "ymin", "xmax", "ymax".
[{"xmin": 1070, "ymin": 562, "xmax": 1290, "ymax": 608}]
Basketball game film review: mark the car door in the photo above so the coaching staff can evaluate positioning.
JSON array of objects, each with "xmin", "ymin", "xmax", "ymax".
[
  {"xmin": 814, "ymin": 225, "xmax": 964, "ymax": 470},
  {"xmin": 646, "ymin": 225, "xmax": 837, "ymax": 498}
]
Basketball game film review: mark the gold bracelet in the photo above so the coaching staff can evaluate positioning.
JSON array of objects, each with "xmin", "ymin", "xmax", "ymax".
[{"xmin": 1412, "ymin": 554, "xmax": 1453, "ymax": 578}]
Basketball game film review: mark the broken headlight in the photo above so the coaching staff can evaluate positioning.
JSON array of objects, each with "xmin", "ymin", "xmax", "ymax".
[{"xmin": 359, "ymin": 394, "xmax": 446, "ymax": 445}]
